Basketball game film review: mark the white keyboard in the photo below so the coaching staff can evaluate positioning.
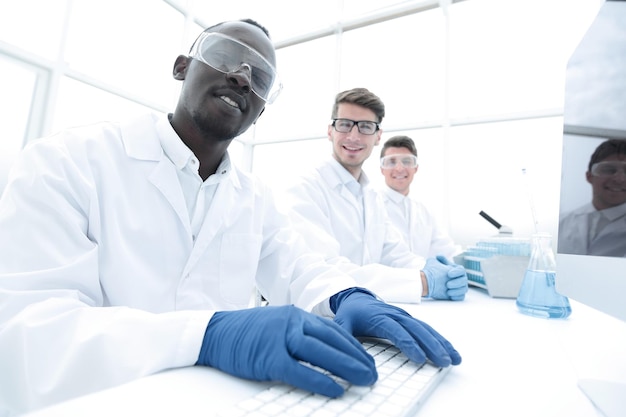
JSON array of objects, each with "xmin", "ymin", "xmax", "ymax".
[{"xmin": 217, "ymin": 338, "xmax": 450, "ymax": 417}]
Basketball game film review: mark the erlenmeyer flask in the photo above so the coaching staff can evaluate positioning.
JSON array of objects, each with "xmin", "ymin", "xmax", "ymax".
[{"xmin": 516, "ymin": 233, "xmax": 571, "ymax": 318}]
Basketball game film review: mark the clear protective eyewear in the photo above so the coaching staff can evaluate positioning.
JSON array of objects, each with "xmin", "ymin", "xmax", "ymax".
[
  {"xmin": 380, "ymin": 154, "xmax": 418, "ymax": 169},
  {"xmin": 331, "ymin": 118, "xmax": 380, "ymax": 135},
  {"xmin": 591, "ymin": 161, "xmax": 626, "ymax": 177},
  {"xmin": 189, "ymin": 32, "xmax": 283, "ymax": 104}
]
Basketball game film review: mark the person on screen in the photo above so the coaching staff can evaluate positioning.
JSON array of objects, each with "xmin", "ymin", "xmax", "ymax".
[
  {"xmin": 0, "ymin": 20, "xmax": 462, "ymax": 416},
  {"xmin": 378, "ymin": 135, "xmax": 461, "ymax": 260},
  {"xmin": 282, "ymin": 87, "xmax": 468, "ymax": 303},
  {"xmin": 558, "ymin": 138, "xmax": 626, "ymax": 257}
]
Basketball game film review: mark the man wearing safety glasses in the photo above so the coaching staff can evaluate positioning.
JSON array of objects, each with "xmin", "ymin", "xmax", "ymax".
[
  {"xmin": 283, "ymin": 88, "xmax": 468, "ymax": 304},
  {"xmin": 0, "ymin": 20, "xmax": 462, "ymax": 416},
  {"xmin": 379, "ymin": 135, "xmax": 460, "ymax": 260},
  {"xmin": 558, "ymin": 138, "xmax": 626, "ymax": 256}
]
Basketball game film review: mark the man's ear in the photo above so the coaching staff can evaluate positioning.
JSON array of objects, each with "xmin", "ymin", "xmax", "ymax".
[{"xmin": 173, "ymin": 55, "xmax": 190, "ymax": 80}]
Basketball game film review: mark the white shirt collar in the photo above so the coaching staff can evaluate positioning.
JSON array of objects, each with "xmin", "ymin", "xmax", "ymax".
[
  {"xmin": 327, "ymin": 157, "xmax": 370, "ymax": 188},
  {"xmin": 600, "ymin": 201, "xmax": 626, "ymax": 221},
  {"xmin": 157, "ymin": 115, "xmax": 231, "ymax": 180}
]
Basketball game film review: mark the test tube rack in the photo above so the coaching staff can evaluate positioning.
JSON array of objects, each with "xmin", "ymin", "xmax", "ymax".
[{"xmin": 454, "ymin": 237, "xmax": 531, "ymax": 299}]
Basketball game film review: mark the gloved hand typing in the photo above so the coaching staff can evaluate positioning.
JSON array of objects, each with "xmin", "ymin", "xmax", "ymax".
[
  {"xmin": 331, "ymin": 287, "xmax": 462, "ymax": 368},
  {"xmin": 197, "ymin": 305, "xmax": 377, "ymax": 398},
  {"xmin": 423, "ymin": 255, "xmax": 468, "ymax": 301}
]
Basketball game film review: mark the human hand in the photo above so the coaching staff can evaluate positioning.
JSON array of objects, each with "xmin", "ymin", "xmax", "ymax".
[
  {"xmin": 423, "ymin": 255, "xmax": 468, "ymax": 301},
  {"xmin": 332, "ymin": 288, "xmax": 462, "ymax": 368},
  {"xmin": 196, "ymin": 305, "xmax": 377, "ymax": 398}
]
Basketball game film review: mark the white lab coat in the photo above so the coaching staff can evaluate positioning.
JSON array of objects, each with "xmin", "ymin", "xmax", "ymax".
[
  {"xmin": 283, "ymin": 158, "xmax": 426, "ymax": 303},
  {"xmin": 0, "ymin": 113, "xmax": 357, "ymax": 416},
  {"xmin": 558, "ymin": 202, "xmax": 626, "ymax": 257},
  {"xmin": 380, "ymin": 185, "xmax": 461, "ymax": 260}
]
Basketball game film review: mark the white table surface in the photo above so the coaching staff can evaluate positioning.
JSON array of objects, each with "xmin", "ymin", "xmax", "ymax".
[{"xmin": 21, "ymin": 288, "xmax": 626, "ymax": 417}]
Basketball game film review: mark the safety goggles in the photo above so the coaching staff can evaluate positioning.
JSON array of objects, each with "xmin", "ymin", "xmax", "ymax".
[
  {"xmin": 331, "ymin": 118, "xmax": 380, "ymax": 135},
  {"xmin": 591, "ymin": 161, "xmax": 626, "ymax": 177},
  {"xmin": 189, "ymin": 32, "xmax": 282, "ymax": 104},
  {"xmin": 380, "ymin": 154, "xmax": 418, "ymax": 169}
]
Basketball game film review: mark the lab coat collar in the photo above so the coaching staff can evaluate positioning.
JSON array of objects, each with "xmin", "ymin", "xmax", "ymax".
[
  {"xmin": 577, "ymin": 201, "xmax": 626, "ymax": 222},
  {"xmin": 325, "ymin": 157, "xmax": 370, "ymax": 189},
  {"xmin": 121, "ymin": 112, "xmax": 164, "ymax": 162},
  {"xmin": 381, "ymin": 184, "xmax": 406, "ymax": 205},
  {"xmin": 118, "ymin": 113, "xmax": 189, "ymax": 231},
  {"xmin": 600, "ymin": 200, "xmax": 626, "ymax": 222},
  {"xmin": 120, "ymin": 113, "xmax": 241, "ymax": 190},
  {"xmin": 158, "ymin": 116, "xmax": 194, "ymax": 170},
  {"xmin": 576, "ymin": 202, "xmax": 597, "ymax": 215}
]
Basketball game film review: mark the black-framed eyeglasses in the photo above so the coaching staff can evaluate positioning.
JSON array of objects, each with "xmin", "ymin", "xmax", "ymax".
[{"xmin": 331, "ymin": 118, "xmax": 380, "ymax": 135}]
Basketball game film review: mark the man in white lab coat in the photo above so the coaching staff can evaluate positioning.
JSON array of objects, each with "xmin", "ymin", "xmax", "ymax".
[
  {"xmin": 378, "ymin": 135, "xmax": 461, "ymax": 260},
  {"xmin": 0, "ymin": 21, "xmax": 462, "ymax": 416},
  {"xmin": 558, "ymin": 138, "xmax": 626, "ymax": 256},
  {"xmin": 284, "ymin": 88, "xmax": 468, "ymax": 303}
]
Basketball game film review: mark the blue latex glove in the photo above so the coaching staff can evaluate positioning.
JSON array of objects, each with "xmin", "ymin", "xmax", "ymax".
[
  {"xmin": 331, "ymin": 288, "xmax": 462, "ymax": 368},
  {"xmin": 197, "ymin": 305, "xmax": 377, "ymax": 398},
  {"xmin": 423, "ymin": 255, "xmax": 468, "ymax": 301}
]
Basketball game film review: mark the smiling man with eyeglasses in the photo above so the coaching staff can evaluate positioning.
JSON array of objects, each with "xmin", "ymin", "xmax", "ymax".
[
  {"xmin": 327, "ymin": 94, "xmax": 384, "ymax": 177},
  {"xmin": 558, "ymin": 138, "xmax": 626, "ymax": 257},
  {"xmin": 283, "ymin": 88, "xmax": 468, "ymax": 304}
]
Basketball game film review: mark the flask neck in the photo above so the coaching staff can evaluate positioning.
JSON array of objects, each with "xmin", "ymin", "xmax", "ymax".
[{"xmin": 528, "ymin": 234, "xmax": 556, "ymax": 271}]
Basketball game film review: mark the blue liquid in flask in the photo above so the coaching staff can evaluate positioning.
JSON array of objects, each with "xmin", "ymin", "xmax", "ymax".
[
  {"xmin": 516, "ymin": 269, "xmax": 571, "ymax": 318},
  {"xmin": 516, "ymin": 233, "xmax": 571, "ymax": 319}
]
